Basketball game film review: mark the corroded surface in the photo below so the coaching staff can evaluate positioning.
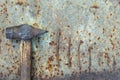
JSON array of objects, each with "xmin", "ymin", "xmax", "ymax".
[{"xmin": 0, "ymin": 0, "xmax": 120, "ymax": 80}]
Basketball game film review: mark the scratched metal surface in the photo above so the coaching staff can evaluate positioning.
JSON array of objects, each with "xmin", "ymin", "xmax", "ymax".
[{"xmin": 0, "ymin": 0, "xmax": 120, "ymax": 80}]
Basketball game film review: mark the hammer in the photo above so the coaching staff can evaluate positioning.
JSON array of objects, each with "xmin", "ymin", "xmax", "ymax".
[{"xmin": 6, "ymin": 24, "xmax": 48, "ymax": 80}]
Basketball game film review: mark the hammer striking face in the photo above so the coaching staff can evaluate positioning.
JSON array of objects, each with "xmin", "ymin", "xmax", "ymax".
[{"xmin": 6, "ymin": 24, "xmax": 48, "ymax": 40}]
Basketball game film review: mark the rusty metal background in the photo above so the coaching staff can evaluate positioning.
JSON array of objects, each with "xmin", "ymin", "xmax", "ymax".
[{"xmin": 0, "ymin": 0, "xmax": 120, "ymax": 80}]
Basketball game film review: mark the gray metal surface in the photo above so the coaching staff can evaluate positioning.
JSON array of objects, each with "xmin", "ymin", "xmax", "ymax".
[
  {"xmin": 0, "ymin": 0, "xmax": 120, "ymax": 80},
  {"xmin": 6, "ymin": 24, "xmax": 47, "ymax": 40}
]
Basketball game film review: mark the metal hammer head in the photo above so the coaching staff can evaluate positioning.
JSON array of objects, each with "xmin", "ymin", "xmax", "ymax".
[{"xmin": 6, "ymin": 24, "xmax": 48, "ymax": 40}]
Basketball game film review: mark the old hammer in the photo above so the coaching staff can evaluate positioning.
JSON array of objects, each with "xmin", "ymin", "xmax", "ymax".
[{"xmin": 6, "ymin": 24, "xmax": 48, "ymax": 80}]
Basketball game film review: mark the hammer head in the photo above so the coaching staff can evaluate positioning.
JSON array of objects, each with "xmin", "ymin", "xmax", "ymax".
[{"xmin": 6, "ymin": 24, "xmax": 48, "ymax": 40}]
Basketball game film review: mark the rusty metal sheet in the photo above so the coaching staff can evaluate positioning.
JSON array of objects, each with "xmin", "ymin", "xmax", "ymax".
[{"xmin": 0, "ymin": 0, "xmax": 120, "ymax": 80}]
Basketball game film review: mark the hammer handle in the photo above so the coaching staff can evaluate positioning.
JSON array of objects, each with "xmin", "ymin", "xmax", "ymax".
[{"xmin": 21, "ymin": 41, "xmax": 31, "ymax": 80}]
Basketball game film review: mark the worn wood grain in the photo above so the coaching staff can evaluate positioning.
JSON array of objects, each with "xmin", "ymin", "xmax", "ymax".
[{"xmin": 20, "ymin": 40, "xmax": 31, "ymax": 80}]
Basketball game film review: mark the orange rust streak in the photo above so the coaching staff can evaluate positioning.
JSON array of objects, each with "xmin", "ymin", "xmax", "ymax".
[
  {"xmin": 56, "ymin": 29, "xmax": 61, "ymax": 67},
  {"xmin": 16, "ymin": 0, "xmax": 24, "ymax": 5},
  {"xmin": 68, "ymin": 37, "xmax": 71, "ymax": 67},
  {"xmin": 91, "ymin": 3, "xmax": 99, "ymax": 9},
  {"xmin": 46, "ymin": 60, "xmax": 53, "ymax": 72},
  {"xmin": 78, "ymin": 40, "xmax": 83, "ymax": 71}
]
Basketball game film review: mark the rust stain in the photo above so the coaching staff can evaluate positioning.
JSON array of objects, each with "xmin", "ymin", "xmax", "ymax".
[
  {"xmin": 99, "ymin": 52, "xmax": 111, "ymax": 66},
  {"xmin": 33, "ymin": 23, "xmax": 39, "ymax": 28},
  {"xmin": 83, "ymin": 61, "xmax": 88, "ymax": 64},
  {"xmin": 88, "ymin": 33, "xmax": 91, "ymax": 36},
  {"xmin": 88, "ymin": 46, "xmax": 93, "ymax": 73},
  {"xmin": 67, "ymin": 37, "xmax": 72, "ymax": 67},
  {"xmin": 0, "ymin": 0, "xmax": 119, "ymax": 79},
  {"xmin": 56, "ymin": 28, "xmax": 61, "ymax": 67},
  {"xmin": 0, "ymin": 3, "xmax": 8, "ymax": 17},
  {"xmin": 110, "ymin": 39, "xmax": 115, "ymax": 50},
  {"xmin": 48, "ymin": 56, "xmax": 54, "ymax": 62},
  {"xmin": 102, "ymin": 28, "xmax": 106, "ymax": 34},
  {"xmin": 36, "ymin": 5, "xmax": 41, "ymax": 17},
  {"xmin": 5, "ymin": 42, "xmax": 10, "ymax": 46},
  {"xmin": 98, "ymin": 53, "xmax": 104, "ymax": 66},
  {"xmin": 50, "ymin": 33, "xmax": 55, "ymax": 37},
  {"xmin": 104, "ymin": 53, "xmax": 110, "ymax": 66},
  {"xmin": 46, "ymin": 60, "xmax": 53, "ymax": 72},
  {"xmin": 91, "ymin": 3, "xmax": 99, "ymax": 9},
  {"xmin": 110, "ymin": 13, "xmax": 112, "ymax": 16},
  {"xmin": 97, "ymin": 37, "xmax": 100, "ymax": 40},
  {"xmin": 49, "ymin": 41, "xmax": 56, "ymax": 46},
  {"xmin": 16, "ymin": 0, "xmax": 24, "ymax": 5},
  {"xmin": 35, "ymin": 0, "xmax": 41, "ymax": 18},
  {"xmin": 89, "ymin": 39, "xmax": 91, "ymax": 42},
  {"xmin": 78, "ymin": 40, "xmax": 83, "ymax": 72},
  {"xmin": 16, "ymin": 0, "xmax": 28, "ymax": 7}
]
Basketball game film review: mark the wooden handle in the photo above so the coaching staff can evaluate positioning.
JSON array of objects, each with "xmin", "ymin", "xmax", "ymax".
[{"xmin": 20, "ymin": 40, "xmax": 31, "ymax": 80}]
